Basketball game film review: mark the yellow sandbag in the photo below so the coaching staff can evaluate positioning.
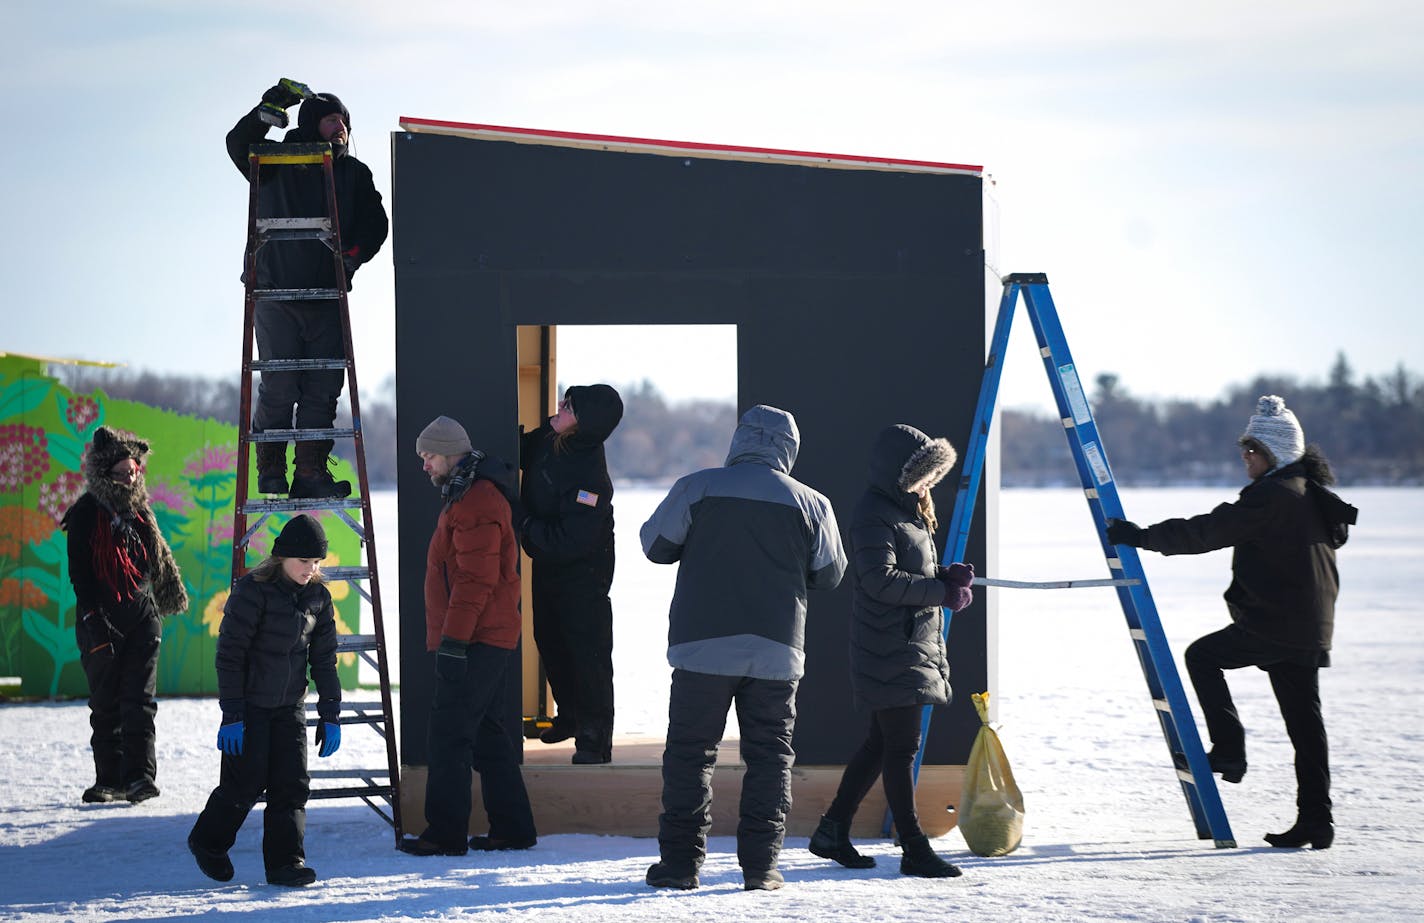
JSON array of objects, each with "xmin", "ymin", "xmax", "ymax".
[{"xmin": 958, "ymin": 691, "xmax": 1025, "ymax": 857}]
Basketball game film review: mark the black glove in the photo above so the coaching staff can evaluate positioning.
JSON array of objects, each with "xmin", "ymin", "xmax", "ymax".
[
  {"xmin": 341, "ymin": 254, "xmax": 359, "ymax": 291},
  {"xmin": 436, "ymin": 636, "xmax": 469, "ymax": 682},
  {"xmin": 261, "ymin": 82, "xmax": 305, "ymax": 109},
  {"xmin": 937, "ymin": 562, "xmax": 975, "ymax": 587},
  {"xmin": 1105, "ymin": 518, "xmax": 1144, "ymax": 547}
]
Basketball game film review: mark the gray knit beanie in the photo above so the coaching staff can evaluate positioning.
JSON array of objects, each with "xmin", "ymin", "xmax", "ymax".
[
  {"xmin": 1241, "ymin": 395, "xmax": 1305, "ymax": 468},
  {"xmin": 416, "ymin": 415, "xmax": 473, "ymax": 456}
]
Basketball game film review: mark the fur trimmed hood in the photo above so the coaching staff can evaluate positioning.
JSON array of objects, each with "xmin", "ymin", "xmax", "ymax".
[{"xmin": 868, "ymin": 424, "xmax": 958, "ymax": 503}]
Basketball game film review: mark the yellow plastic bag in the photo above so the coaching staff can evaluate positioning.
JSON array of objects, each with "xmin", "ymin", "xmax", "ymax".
[{"xmin": 957, "ymin": 692, "xmax": 1024, "ymax": 857}]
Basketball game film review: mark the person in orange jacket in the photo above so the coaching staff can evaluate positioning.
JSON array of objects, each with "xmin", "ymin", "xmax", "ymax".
[{"xmin": 398, "ymin": 416, "xmax": 537, "ymax": 856}]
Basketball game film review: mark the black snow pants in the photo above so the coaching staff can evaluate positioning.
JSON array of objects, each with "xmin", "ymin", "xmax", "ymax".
[
  {"xmin": 189, "ymin": 703, "xmax": 310, "ymax": 873},
  {"xmin": 532, "ymin": 547, "xmax": 615, "ymax": 757},
  {"xmin": 252, "ymin": 299, "xmax": 345, "ymax": 469},
  {"xmin": 824, "ymin": 704, "xmax": 926, "ymax": 839},
  {"xmin": 79, "ymin": 596, "xmax": 161, "ymax": 789},
  {"xmin": 657, "ymin": 669, "xmax": 797, "ymax": 876}
]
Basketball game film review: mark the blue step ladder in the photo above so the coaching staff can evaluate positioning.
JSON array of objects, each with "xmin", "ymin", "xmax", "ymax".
[{"xmin": 908, "ymin": 271, "xmax": 1235, "ymax": 847}]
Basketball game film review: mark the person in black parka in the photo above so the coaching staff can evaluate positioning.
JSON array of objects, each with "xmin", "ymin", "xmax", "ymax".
[
  {"xmin": 227, "ymin": 82, "xmax": 388, "ymax": 501},
  {"xmin": 809, "ymin": 424, "xmax": 974, "ymax": 879},
  {"xmin": 1108, "ymin": 395, "xmax": 1356, "ymax": 851},
  {"xmin": 62, "ymin": 426, "xmax": 188, "ymax": 805},
  {"xmin": 188, "ymin": 514, "xmax": 342, "ymax": 887},
  {"xmin": 518, "ymin": 384, "xmax": 624, "ymax": 764}
]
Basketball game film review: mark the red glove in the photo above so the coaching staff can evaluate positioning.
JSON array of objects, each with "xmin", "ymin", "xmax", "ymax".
[{"xmin": 940, "ymin": 581, "xmax": 974, "ymax": 612}]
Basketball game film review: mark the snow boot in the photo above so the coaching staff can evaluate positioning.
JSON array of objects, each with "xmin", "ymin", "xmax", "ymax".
[
  {"xmin": 397, "ymin": 835, "xmax": 468, "ymax": 857},
  {"xmin": 468, "ymin": 834, "xmax": 537, "ymax": 851},
  {"xmin": 188, "ymin": 834, "xmax": 235, "ymax": 882},
  {"xmin": 255, "ymin": 440, "xmax": 289, "ymax": 495},
  {"xmin": 572, "ymin": 725, "xmax": 612, "ymax": 764},
  {"xmin": 646, "ymin": 861, "xmax": 699, "ymax": 890},
  {"xmin": 899, "ymin": 833, "xmax": 962, "ymax": 878},
  {"xmin": 267, "ymin": 864, "xmax": 317, "ymax": 887},
  {"xmin": 82, "ymin": 784, "xmax": 122, "ymax": 804},
  {"xmin": 1207, "ymin": 749, "xmax": 1247, "ymax": 784},
  {"xmin": 808, "ymin": 815, "xmax": 876, "ymax": 869},
  {"xmin": 1265, "ymin": 816, "xmax": 1334, "ymax": 850},
  {"xmin": 289, "ymin": 440, "xmax": 351, "ymax": 500},
  {"xmin": 125, "ymin": 779, "xmax": 160, "ymax": 803},
  {"xmin": 539, "ymin": 716, "xmax": 576, "ymax": 744},
  {"xmin": 743, "ymin": 868, "xmax": 785, "ymax": 891}
]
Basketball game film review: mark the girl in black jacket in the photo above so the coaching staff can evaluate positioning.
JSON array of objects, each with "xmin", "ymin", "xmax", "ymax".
[
  {"xmin": 188, "ymin": 515, "xmax": 342, "ymax": 887},
  {"xmin": 809, "ymin": 424, "xmax": 974, "ymax": 878},
  {"xmin": 62, "ymin": 427, "xmax": 188, "ymax": 804},
  {"xmin": 519, "ymin": 384, "xmax": 623, "ymax": 764}
]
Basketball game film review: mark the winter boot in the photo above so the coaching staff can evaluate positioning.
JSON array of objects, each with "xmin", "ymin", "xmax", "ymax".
[
  {"xmin": 266, "ymin": 863, "xmax": 318, "ymax": 886},
  {"xmin": 290, "ymin": 440, "xmax": 351, "ymax": 500},
  {"xmin": 397, "ymin": 835, "xmax": 468, "ymax": 857},
  {"xmin": 125, "ymin": 779, "xmax": 161, "ymax": 803},
  {"xmin": 468, "ymin": 833, "xmax": 538, "ymax": 851},
  {"xmin": 1207, "ymin": 749, "xmax": 1247, "ymax": 784},
  {"xmin": 1265, "ymin": 816, "xmax": 1334, "ymax": 850},
  {"xmin": 82, "ymin": 784, "xmax": 123, "ymax": 804},
  {"xmin": 899, "ymin": 833, "xmax": 962, "ymax": 878},
  {"xmin": 743, "ymin": 868, "xmax": 785, "ymax": 891},
  {"xmin": 188, "ymin": 834, "xmax": 235, "ymax": 882},
  {"xmin": 808, "ymin": 815, "xmax": 876, "ymax": 869},
  {"xmin": 646, "ymin": 861, "xmax": 699, "ymax": 890},
  {"xmin": 572, "ymin": 725, "xmax": 612, "ymax": 764},
  {"xmin": 255, "ymin": 440, "xmax": 289, "ymax": 495},
  {"xmin": 539, "ymin": 716, "xmax": 576, "ymax": 744}
]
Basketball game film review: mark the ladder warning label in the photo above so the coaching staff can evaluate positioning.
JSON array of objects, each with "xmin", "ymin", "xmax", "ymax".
[
  {"xmin": 1058, "ymin": 363, "xmax": 1093, "ymax": 426},
  {"xmin": 1083, "ymin": 441, "xmax": 1112, "ymax": 485}
]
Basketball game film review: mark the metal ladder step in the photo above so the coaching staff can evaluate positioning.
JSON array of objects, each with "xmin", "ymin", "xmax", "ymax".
[
  {"xmin": 255, "ymin": 217, "xmax": 333, "ymax": 243},
  {"xmin": 250, "ymin": 358, "xmax": 349, "ymax": 372},
  {"xmin": 248, "ymin": 427, "xmax": 357, "ymax": 442},
  {"xmin": 253, "ymin": 287, "xmax": 343, "ymax": 301},
  {"xmin": 240, "ymin": 497, "xmax": 365, "ymax": 515}
]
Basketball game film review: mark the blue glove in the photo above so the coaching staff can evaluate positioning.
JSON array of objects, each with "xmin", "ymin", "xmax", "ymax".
[
  {"xmin": 316, "ymin": 721, "xmax": 341, "ymax": 758},
  {"xmin": 216, "ymin": 721, "xmax": 245, "ymax": 756}
]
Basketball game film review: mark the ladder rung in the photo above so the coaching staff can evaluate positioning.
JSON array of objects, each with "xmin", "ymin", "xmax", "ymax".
[
  {"xmin": 250, "ymin": 358, "xmax": 349, "ymax": 372},
  {"xmin": 253, "ymin": 287, "xmax": 342, "ymax": 301},
  {"xmin": 310, "ymin": 768, "xmax": 389, "ymax": 780},
  {"xmin": 324, "ymin": 566, "xmax": 371, "ymax": 582},
  {"xmin": 336, "ymin": 634, "xmax": 380, "ymax": 652},
  {"xmin": 256, "ymin": 217, "xmax": 332, "ymax": 232},
  {"xmin": 307, "ymin": 785, "xmax": 395, "ymax": 801},
  {"xmin": 249, "ymin": 427, "xmax": 357, "ymax": 442},
  {"xmin": 240, "ymin": 497, "xmax": 364, "ymax": 514}
]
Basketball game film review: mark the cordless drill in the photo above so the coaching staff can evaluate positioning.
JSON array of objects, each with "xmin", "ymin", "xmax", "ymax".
[{"xmin": 257, "ymin": 78, "xmax": 314, "ymax": 129}]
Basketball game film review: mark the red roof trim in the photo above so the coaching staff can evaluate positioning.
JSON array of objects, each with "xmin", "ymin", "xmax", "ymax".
[{"xmin": 398, "ymin": 117, "xmax": 983, "ymax": 175}]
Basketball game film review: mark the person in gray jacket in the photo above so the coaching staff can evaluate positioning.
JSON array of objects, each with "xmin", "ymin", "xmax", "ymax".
[
  {"xmin": 639, "ymin": 404, "xmax": 847, "ymax": 892},
  {"xmin": 808, "ymin": 424, "xmax": 973, "ymax": 878}
]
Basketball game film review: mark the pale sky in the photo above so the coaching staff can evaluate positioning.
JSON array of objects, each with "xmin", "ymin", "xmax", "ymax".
[{"xmin": 4, "ymin": 1, "xmax": 1421, "ymax": 415}]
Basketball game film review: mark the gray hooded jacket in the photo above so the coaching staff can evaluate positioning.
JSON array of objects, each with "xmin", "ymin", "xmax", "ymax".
[{"xmin": 640, "ymin": 405, "xmax": 847, "ymax": 681}]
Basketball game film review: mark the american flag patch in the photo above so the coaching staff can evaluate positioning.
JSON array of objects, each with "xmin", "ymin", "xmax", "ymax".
[{"xmin": 576, "ymin": 489, "xmax": 600, "ymax": 507}]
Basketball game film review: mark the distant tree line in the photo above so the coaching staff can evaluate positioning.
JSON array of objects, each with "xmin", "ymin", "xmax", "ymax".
[
  {"xmin": 1003, "ymin": 354, "xmax": 1423, "ymax": 486},
  {"xmin": 56, "ymin": 353, "xmax": 1422, "ymax": 488}
]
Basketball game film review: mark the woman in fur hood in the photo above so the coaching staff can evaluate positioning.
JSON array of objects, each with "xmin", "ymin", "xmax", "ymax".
[
  {"xmin": 61, "ymin": 426, "xmax": 188, "ymax": 804},
  {"xmin": 809, "ymin": 424, "xmax": 975, "ymax": 879}
]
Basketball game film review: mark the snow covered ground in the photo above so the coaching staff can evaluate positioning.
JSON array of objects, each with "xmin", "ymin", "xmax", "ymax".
[{"xmin": 2, "ymin": 486, "xmax": 1421, "ymax": 922}]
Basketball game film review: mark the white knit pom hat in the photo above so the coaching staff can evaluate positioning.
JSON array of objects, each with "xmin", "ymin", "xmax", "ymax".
[{"xmin": 1240, "ymin": 395, "xmax": 1305, "ymax": 468}]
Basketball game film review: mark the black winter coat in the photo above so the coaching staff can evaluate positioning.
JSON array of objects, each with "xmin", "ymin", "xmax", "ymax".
[
  {"xmin": 1140, "ymin": 460, "xmax": 1340, "ymax": 653},
  {"xmin": 216, "ymin": 572, "xmax": 341, "ymax": 723},
  {"xmin": 519, "ymin": 385, "xmax": 622, "ymax": 568},
  {"xmin": 226, "ymin": 108, "xmax": 388, "ymax": 291},
  {"xmin": 848, "ymin": 426, "xmax": 953, "ymax": 711}
]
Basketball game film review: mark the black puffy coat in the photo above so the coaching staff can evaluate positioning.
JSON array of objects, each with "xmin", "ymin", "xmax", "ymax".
[
  {"xmin": 216, "ymin": 572, "xmax": 341, "ymax": 722},
  {"xmin": 848, "ymin": 426, "xmax": 954, "ymax": 711},
  {"xmin": 519, "ymin": 385, "xmax": 623, "ymax": 566},
  {"xmin": 225, "ymin": 107, "xmax": 388, "ymax": 291},
  {"xmin": 1140, "ymin": 456, "xmax": 1343, "ymax": 653}
]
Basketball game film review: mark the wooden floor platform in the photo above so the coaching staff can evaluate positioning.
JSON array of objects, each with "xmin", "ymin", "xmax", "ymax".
[{"xmin": 400, "ymin": 735, "xmax": 963, "ymax": 839}]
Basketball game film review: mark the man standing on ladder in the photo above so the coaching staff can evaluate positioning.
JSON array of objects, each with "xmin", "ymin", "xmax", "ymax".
[{"xmin": 226, "ymin": 80, "xmax": 388, "ymax": 499}]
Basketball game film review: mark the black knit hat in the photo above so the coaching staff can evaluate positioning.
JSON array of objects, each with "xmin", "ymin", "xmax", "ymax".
[
  {"xmin": 273, "ymin": 514, "xmax": 328, "ymax": 559},
  {"xmin": 297, "ymin": 93, "xmax": 350, "ymax": 135}
]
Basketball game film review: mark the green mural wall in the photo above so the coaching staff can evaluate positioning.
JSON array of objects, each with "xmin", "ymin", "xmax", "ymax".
[{"xmin": 0, "ymin": 354, "xmax": 362, "ymax": 697}]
